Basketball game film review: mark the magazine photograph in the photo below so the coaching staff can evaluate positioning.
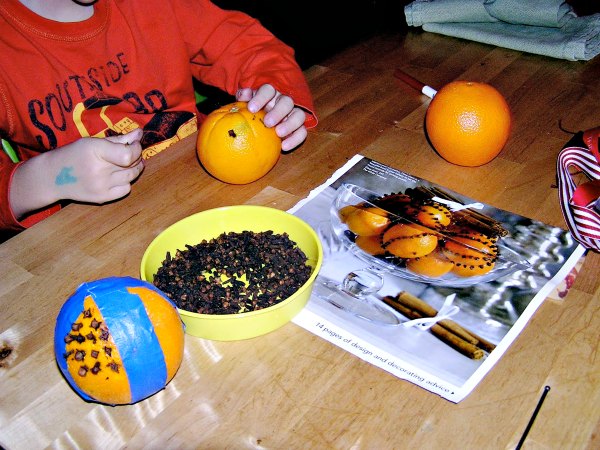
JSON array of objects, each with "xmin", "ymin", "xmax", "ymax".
[{"xmin": 289, "ymin": 155, "xmax": 585, "ymax": 402}]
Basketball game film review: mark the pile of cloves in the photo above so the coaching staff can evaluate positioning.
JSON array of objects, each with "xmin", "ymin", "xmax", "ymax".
[{"xmin": 153, "ymin": 230, "xmax": 312, "ymax": 314}]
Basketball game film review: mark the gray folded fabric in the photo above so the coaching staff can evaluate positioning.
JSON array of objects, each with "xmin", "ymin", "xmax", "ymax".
[
  {"xmin": 405, "ymin": 0, "xmax": 600, "ymax": 61},
  {"xmin": 483, "ymin": 0, "xmax": 574, "ymax": 27},
  {"xmin": 405, "ymin": 0, "xmax": 497, "ymax": 26}
]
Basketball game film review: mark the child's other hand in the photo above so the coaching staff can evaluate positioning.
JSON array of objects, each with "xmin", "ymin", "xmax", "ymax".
[
  {"xmin": 10, "ymin": 128, "xmax": 145, "ymax": 221},
  {"xmin": 236, "ymin": 84, "xmax": 307, "ymax": 151},
  {"xmin": 57, "ymin": 128, "xmax": 145, "ymax": 203}
]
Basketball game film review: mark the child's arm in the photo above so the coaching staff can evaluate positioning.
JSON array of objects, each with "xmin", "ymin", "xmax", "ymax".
[
  {"xmin": 178, "ymin": 1, "xmax": 317, "ymax": 129},
  {"xmin": 8, "ymin": 129, "xmax": 144, "ymax": 222}
]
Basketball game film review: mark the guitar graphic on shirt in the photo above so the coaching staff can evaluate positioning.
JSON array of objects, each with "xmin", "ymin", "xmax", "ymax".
[{"xmin": 72, "ymin": 93, "xmax": 197, "ymax": 159}]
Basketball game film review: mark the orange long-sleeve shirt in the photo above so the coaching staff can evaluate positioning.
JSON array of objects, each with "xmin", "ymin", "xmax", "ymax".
[{"xmin": 0, "ymin": 0, "xmax": 316, "ymax": 234}]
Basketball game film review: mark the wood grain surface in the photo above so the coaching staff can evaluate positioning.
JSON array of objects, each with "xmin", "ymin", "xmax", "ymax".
[{"xmin": 1, "ymin": 29, "xmax": 599, "ymax": 449}]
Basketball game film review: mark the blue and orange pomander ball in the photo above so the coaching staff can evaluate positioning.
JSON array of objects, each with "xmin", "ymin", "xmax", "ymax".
[{"xmin": 54, "ymin": 277, "xmax": 185, "ymax": 405}]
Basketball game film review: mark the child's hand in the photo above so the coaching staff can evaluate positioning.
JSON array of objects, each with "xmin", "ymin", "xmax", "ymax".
[
  {"xmin": 10, "ymin": 129, "xmax": 144, "ymax": 219},
  {"xmin": 57, "ymin": 129, "xmax": 145, "ymax": 203},
  {"xmin": 236, "ymin": 84, "xmax": 307, "ymax": 151}
]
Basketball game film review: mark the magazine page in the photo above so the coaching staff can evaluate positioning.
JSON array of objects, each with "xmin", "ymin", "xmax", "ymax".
[{"xmin": 289, "ymin": 155, "xmax": 585, "ymax": 402}]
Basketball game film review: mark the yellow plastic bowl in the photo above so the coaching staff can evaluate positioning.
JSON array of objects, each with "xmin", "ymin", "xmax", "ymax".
[{"xmin": 140, "ymin": 205, "xmax": 323, "ymax": 340}]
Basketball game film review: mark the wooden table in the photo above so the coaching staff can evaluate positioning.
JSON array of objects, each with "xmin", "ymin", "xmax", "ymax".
[{"xmin": 1, "ymin": 30, "xmax": 599, "ymax": 449}]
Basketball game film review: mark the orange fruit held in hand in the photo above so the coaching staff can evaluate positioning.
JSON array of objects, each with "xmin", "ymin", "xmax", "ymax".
[
  {"xmin": 197, "ymin": 101, "xmax": 282, "ymax": 184},
  {"xmin": 425, "ymin": 81, "xmax": 511, "ymax": 167}
]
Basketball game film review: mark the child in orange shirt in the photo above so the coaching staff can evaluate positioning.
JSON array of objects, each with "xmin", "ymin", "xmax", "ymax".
[{"xmin": 0, "ymin": 0, "xmax": 316, "ymax": 235}]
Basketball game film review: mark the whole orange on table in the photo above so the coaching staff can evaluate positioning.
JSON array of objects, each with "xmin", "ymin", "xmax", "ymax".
[
  {"xmin": 197, "ymin": 101, "xmax": 282, "ymax": 184},
  {"xmin": 54, "ymin": 277, "xmax": 185, "ymax": 405},
  {"xmin": 425, "ymin": 81, "xmax": 511, "ymax": 167}
]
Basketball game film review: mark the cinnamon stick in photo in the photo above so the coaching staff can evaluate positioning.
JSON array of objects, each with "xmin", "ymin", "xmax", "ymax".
[
  {"xmin": 395, "ymin": 292, "xmax": 477, "ymax": 345},
  {"xmin": 382, "ymin": 295, "xmax": 484, "ymax": 360},
  {"xmin": 460, "ymin": 329, "xmax": 496, "ymax": 354},
  {"xmin": 395, "ymin": 291, "xmax": 496, "ymax": 353},
  {"xmin": 430, "ymin": 324, "xmax": 484, "ymax": 360}
]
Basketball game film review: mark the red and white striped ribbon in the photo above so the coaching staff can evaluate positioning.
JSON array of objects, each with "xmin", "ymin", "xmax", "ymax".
[{"xmin": 557, "ymin": 128, "xmax": 600, "ymax": 252}]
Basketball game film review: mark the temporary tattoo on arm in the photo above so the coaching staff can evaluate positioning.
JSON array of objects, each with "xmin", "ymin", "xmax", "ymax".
[{"xmin": 55, "ymin": 167, "xmax": 77, "ymax": 186}]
